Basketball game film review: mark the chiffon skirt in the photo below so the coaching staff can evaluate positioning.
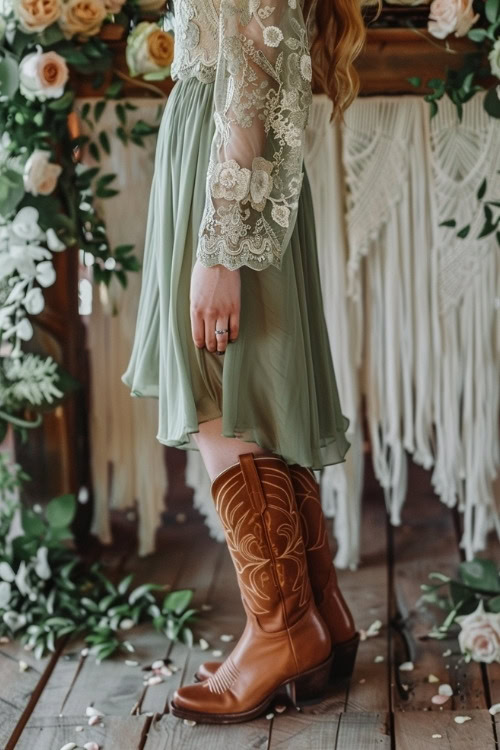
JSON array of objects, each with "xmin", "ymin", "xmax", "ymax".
[{"xmin": 121, "ymin": 76, "xmax": 351, "ymax": 470}]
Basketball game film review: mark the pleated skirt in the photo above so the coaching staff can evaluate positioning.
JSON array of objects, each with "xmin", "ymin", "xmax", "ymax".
[{"xmin": 121, "ymin": 76, "xmax": 351, "ymax": 470}]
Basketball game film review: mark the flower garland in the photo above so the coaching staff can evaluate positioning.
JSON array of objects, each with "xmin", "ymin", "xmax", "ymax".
[{"xmin": 0, "ymin": 0, "xmax": 174, "ymax": 435}]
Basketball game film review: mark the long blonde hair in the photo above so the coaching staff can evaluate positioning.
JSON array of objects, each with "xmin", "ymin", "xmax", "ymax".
[{"xmin": 305, "ymin": 0, "xmax": 380, "ymax": 119}]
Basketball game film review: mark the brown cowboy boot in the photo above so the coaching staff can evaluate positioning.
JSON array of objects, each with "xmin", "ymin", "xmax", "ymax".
[
  {"xmin": 170, "ymin": 453, "xmax": 332, "ymax": 724},
  {"xmin": 197, "ymin": 464, "xmax": 358, "ymax": 685}
]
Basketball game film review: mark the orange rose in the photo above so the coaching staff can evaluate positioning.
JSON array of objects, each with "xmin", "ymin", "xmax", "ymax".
[
  {"xmin": 59, "ymin": 0, "xmax": 107, "ymax": 39},
  {"xmin": 13, "ymin": 0, "xmax": 62, "ymax": 33},
  {"xmin": 147, "ymin": 29, "xmax": 175, "ymax": 69}
]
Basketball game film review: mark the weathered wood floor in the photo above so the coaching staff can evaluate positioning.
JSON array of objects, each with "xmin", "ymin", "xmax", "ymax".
[{"xmin": 1, "ymin": 457, "xmax": 499, "ymax": 750}]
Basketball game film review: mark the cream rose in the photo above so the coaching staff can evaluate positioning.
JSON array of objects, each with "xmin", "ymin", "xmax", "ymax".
[
  {"xmin": 428, "ymin": 0, "xmax": 479, "ymax": 40},
  {"xmin": 12, "ymin": 0, "xmax": 62, "ymax": 33},
  {"xmin": 59, "ymin": 0, "xmax": 107, "ymax": 39},
  {"xmin": 19, "ymin": 48, "xmax": 69, "ymax": 101},
  {"xmin": 489, "ymin": 40, "xmax": 500, "ymax": 80},
  {"xmin": 126, "ymin": 22, "xmax": 175, "ymax": 79},
  {"xmin": 24, "ymin": 150, "xmax": 62, "ymax": 196},
  {"xmin": 457, "ymin": 602, "xmax": 500, "ymax": 664}
]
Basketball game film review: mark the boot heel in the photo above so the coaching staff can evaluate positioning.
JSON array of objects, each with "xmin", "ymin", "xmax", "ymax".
[
  {"xmin": 285, "ymin": 655, "xmax": 332, "ymax": 706},
  {"xmin": 331, "ymin": 632, "xmax": 360, "ymax": 681}
]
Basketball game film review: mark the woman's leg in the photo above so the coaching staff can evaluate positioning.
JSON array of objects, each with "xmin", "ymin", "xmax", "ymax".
[{"xmin": 193, "ymin": 417, "xmax": 267, "ymax": 480}]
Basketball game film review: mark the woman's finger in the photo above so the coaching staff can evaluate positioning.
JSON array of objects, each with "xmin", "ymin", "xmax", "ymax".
[
  {"xmin": 215, "ymin": 318, "xmax": 230, "ymax": 355},
  {"xmin": 205, "ymin": 315, "xmax": 217, "ymax": 353},
  {"xmin": 229, "ymin": 311, "xmax": 240, "ymax": 343},
  {"xmin": 191, "ymin": 310, "xmax": 205, "ymax": 349}
]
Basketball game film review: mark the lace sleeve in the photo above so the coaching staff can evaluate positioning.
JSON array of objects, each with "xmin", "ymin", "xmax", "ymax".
[{"xmin": 196, "ymin": 0, "xmax": 313, "ymax": 271}]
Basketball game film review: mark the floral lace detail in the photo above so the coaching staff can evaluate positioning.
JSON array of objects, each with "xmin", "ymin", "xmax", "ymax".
[
  {"xmin": 196, "ymin": 0, "xmax": 313, "ymax": 271},
  {"xmin": 169, "ymin": 0, "xmax": 219, "ymax": 83}
]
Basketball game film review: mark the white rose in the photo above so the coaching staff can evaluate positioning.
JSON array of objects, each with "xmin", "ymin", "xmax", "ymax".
[
  {"xmin": 489, "ymin": 40, "xmax": 500, "ymax": 79},
  {"xmin": 428, "ymin": 0, "xmax": 479, "ymax": 40},
  {"xmin": 24, "ymin": 150, "xmax": 62, "ymax": 196},
  {"xmin": 24, "ymin": 287, "xmax": 45, "ymax": 315},
  {"xmin": 457, "ymin": 601, "xmax": 500, "ymax": 664},
  {"xmin": 19, "ymin": 48, "xmax": 69, "ymax": 102}
]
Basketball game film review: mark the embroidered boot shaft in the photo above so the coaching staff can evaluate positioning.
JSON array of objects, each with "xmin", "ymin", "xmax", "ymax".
[
  {"xmin": 196, "ymin": 463, "xmax": 358, "ymax": 685},
  {"xmin": 170, "ymin": 453, "xmax": 332, "ymax": 723}
]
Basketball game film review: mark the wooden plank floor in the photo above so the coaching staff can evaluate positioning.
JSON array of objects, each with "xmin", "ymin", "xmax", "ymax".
[{"xmin": 1, "ymin": 456, "xmax": 499, "ymax": 750}]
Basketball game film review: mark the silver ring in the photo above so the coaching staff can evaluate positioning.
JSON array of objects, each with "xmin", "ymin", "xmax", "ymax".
[{"xmin": 215, "ymin": 328, "xmax": 230, "ymax": 335}]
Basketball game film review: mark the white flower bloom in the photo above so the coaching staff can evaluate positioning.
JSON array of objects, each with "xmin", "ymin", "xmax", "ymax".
[
  {"xmin": 3, "ymin": 611, "xmax": 27, "ymax": 631},
  {"xmin": 15, "ymin": 561, "xmax": 31, "ymax": 596},
  {"xmin": 24, "ymin": 150, "xmax": 62, "ymax": 196},
  {"xmin": 457, "ymin": 600, "xmax": 500, "ymax": 664},
  {"xmin": 16, "ymin": 318, "xmax": 33, "ymax": 341},
  {"xmin": 23, "ymin": 287, "xmax": 45, "ymax": 315},
  {"xmin": 0, "ymin": 582, "xmax": 12, "ymax": 609},
  {"xmin": 46, "ymin": 228, "xmax": 66, "ymax": 252},
  {"xmin": 271, "ymin": 204, "xmax": 290, "ymax": 228},
  {"xmin": 263, "ymin": 26, "xmax": 284, "ymax": 48},
  {"xmin": 300, "ymin": 54, "xmax": 312, "ymax": 82},
  {"xmin": 11, "ymin": 207, "xmax": 43, "ymax": 242},
  {"xmin": 212, "ymin": 160, "xmax": 251, "ymax": 202},
  {"xmin": 34, "ymin": 547, "xmax": 51, "ymax": 580},
  {"xmin": 0, "ymin": 563, "xmax": 15, "ymax": 582},
  {"xmin": 35, "ymin": 260, "xmax": 56, "ymax": 288}
]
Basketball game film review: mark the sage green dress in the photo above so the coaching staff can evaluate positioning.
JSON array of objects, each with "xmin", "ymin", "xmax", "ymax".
[{"xmin": 122, "ymin": 0, "xmax": 350, "ymax": 470}]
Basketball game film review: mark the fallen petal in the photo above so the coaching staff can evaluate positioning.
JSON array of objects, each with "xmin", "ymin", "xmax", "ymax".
[
  {"xmin": 374, "ymin": 655, "xmax": 384, "ymax": 663},
  {"xmin": 88, "ymin": 716, "xmax": 102, "ymax": 727},
  {"xmin": 80, "ymin": 648, "xmax": 89, "ymax": 657},
  {"xmin": 432, "ymin": 734, "xmax": 442, "ymax": 739},
  {"xmin": 399, "ymin": 661, "xmax": 414, "ymax": 672},
  {"xmin": 19, "ymin": 660, "xmax": 29, "ymax": 672},
  {"xmin": 275, "ymin": 705, "xmax": 287, "ymax": 714},
  {"xmin": 0, "ymin": 636, "xmax": 10, "ymax": 644},
  {"xmin": 85, "ymin": 706, "xmax": 104, "ymax": 718},
  {"xmin": 212, "ymin": 650, "xmax": 223, "ymax": 657},
  {"xmin": 359, "ymin": 678, "xmax": 366, "ymax": 684},
  {"xmin": 428, "ymin": 674, "xmax": 440, "ymax": 683},
  {"xmin": 220, "ymin": 634, "xmax": 234, "ymax": 642},
  {"xmin": 183, "ymin": 719, "xmax": 196, "ymax": 726},
  {"xmin": 454, "ymin": 716, "xmax": 472, "ymax": 724},
  {"xmin": 489, "ymin": 703, "xmax": 500, "ymax": 716},
  {"xmin": 199, "ymin": 638, "xmax": 209, "ymax": 651},
  {"xmin": 147, "ymin": 675, "xmax": 163, "ymax": 686},
  {"xmin": 59, "ymin": 744, "xmax": 77, "ymax": 750},
  {"xmin": 442, "ymin": 649, "xmax": 452, "ymax": 657},
  {"xmin": 125, "ymin": 660, "xmax": 139, "ymax": 667},
  {"xmin": 120, "ymin": 619, "xmax": 135, "ymax": 631},
  {"xmin": 266, "ymin": 713, "xmax": 274, "ymax": 720},
  {"xmin": 201, "ymin": 604, "xmax": 212, "ymax": 611},
  {"xmin": 431, "ymin": 695, "xmax": 450, "ymax": 705},
  {"xmin": 359, "ymin": 629, "xmax": 367, "ymax": 642},
  {"xmin": 83, "ymin": 744, "xmax": 100, "ymax": 750},
  {"xmin": 152, "ymin": 659, "xmax": 165, "ymax": 670},
  {"xmin": 75, "ymin": 726, "xmax": 84, "ymax": 732},
  {"xmin": 366, "ymin": 619, "xmax": 382, "ymax": 637},
  {"xmin": 438, "ymin": 683, "xmax": 453, "ymax": 697}
]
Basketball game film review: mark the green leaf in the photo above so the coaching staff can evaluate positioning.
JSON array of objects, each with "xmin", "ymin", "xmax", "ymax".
[
  {"xmin": 488, "ymin": 595, "xmax": 500, "ymax": 612},
  {"xmin": 428, "ymin": 572, "xmax": 452, "ymax": 583},
  {"xmin": 163, "ymin": 589, "xmax": 193, "ymax": 615},
  {"xmin": 21, "ymin": 508, "xmax": 45, "ymax": 537},
  {"xmin": 99, "ymin": 131, "xmax": 111, "ymax": 155},
  {"xmin": 94, "ymin": 100, "xmax": 106, "ymax": 123},
  {"xmin": 439, "ymin": 219, "xmax": 456, "ymax": 228},
  {"xmin": 89, "ymin": 142, "xmax": 100, "ymax": 162},
  {"xmin": 485, "ymin": 0, "xmax": 500, "ymax": 23},
  {"xmin": 45, "ymin": 494, "xmax": 76, "ymax": 528},
  {"xmin": 484, "ymin": 87, "xmax": 500, "ymax": 119},
  {"xmin": 105, "ymin": 80, "xmax": 123, "ymax": 99},
  {"xmin": 407, "ymin": 76, "xmax": 421, "ymax": 88},
  {"xmin": 47, "ymin": 91, "xmax": 75, "ymax": 112},
  {"xmin": 0, "ymin": 51, "xmax": 20, "ymax": 98},
  {"xmin": 457, "ymin": 224, "xmax": 470, "ymax": 239},
  {"xmin": 467, "ymin": 28, "xmax": 488, "ymax": 42},
  {"xmin": 477, "ymin": 178, "xmax": 487, "ymax": 201},
  {"xmin": 118, "ymin": 573, "xmax": 133, "ymax": 595},
  {"xmin": 459, "ymin": 559, "xmax": 500, "ymax": 593}
]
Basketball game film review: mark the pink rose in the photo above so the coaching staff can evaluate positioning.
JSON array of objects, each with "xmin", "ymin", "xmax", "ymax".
[
  {"xmin": 428, "ymin": 0, "xmax": 479, "ymax": 40},
  {"xmin": 457, "ymin": 601, "xmax": 500, "ymax": 664}
]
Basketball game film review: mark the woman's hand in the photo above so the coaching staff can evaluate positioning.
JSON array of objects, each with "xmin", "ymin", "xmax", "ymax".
[{"xmin": 190, "ymin": 260, "xmax": 241, "ymax": 355}]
